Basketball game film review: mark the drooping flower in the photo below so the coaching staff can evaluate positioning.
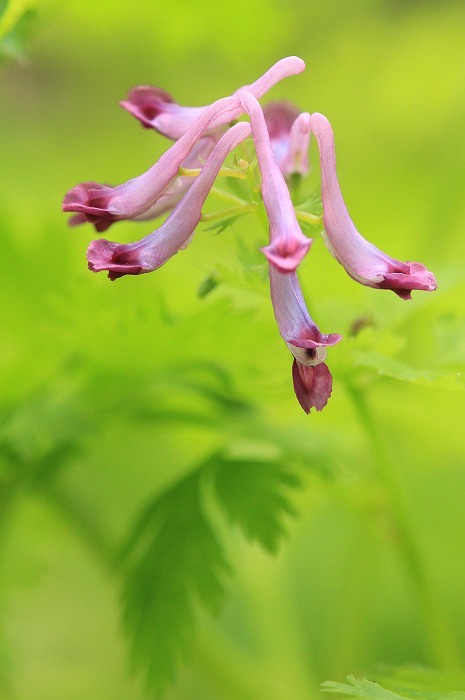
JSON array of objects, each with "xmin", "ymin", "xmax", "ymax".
[
  {"xmin": 237, "ymin": 90, "xmax": 311, "ymax": 273},
  {"xmin": 120, "ymin": 56, "xmax": 306, "ymax": 140},
  {"xmin": 310, "ymin": 112, "xmax": 437, "ymax": 299},
  {"xmin": 263, "ymin": 101, "xmax": 311, "ymax": 178},
  {"xmin": 269, "ymin": 262, "xmax": 342, "ymax": 412},
  {"xmin": 63, "ymin": 95, "xmax": 240, "ymax": 232},
  {"xmin": 87, "ymin": 121, "xmax": 251, "ymax": 280}
]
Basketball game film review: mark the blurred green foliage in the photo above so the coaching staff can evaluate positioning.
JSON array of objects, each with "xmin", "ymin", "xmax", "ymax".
[{"xmin": 0, "ymin": 0, "xmax": 465, "ymax": 698}]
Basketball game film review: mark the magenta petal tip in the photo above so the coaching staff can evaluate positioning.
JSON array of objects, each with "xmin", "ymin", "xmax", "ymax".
[{"xmin": 292, "ymin": 360, "xmax": 333, "ymax": 413}]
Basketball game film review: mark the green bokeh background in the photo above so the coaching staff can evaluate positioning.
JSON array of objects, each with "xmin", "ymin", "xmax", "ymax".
[{"xmin": 1, "ymin": 1, "xmax": 465, "ymax": 698}]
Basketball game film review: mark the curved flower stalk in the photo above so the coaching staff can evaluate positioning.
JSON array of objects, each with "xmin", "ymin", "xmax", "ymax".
[
  {"xmin": 263, "ymin": 102, "xmax": 311, "ymax": 178},
  {"xmin": 120, "ymin": 56, "xmax": 306, "ymax": 140},
  {"xmin": 310, "ymin": 112, "xmax": 437, "ymax": 300},
  {"xmin": 63, "ymin": 95, "xmax": 242, "ymax": 232},
  {"xmin": 269, "ymin": 263, "xmax": 342, "ymax": 412},
  {"xmin": 87, "ymin": 121, "xmax": 251, "ymax": 280},
  {"xmin": 237, "ymin": 90, "xmax": 311, "ymax": 272}
]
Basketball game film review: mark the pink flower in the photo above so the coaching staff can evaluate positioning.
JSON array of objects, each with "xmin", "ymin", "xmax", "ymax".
[
  {"xmin": 120, "ymin": 56, "xmax": 306, "ymax": 140},
  {"xmin": 269, "ymin": 262, "xmax": 342, "ymax": 412},
  {"xmin": 310, "ymin": 112, "xmax": 437, "ymax": 300},
  {"xmin": 263, "ymin": 102, "xmax": 311, "ymax": 178},
  {"xmin": 63, "ymin": 95, "xmax": 241, "ymax": 232},
  {"xmin": 237, "ymin": 90, "xmax": 311, "ymax": 273},
  {"xmin": 87, "ymin": 121, "xmax": 251, "ymax": 280}
]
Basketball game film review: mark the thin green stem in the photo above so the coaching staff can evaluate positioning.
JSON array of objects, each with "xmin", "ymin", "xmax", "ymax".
[
  {"xmin": 210, "ymin": 186, "xmax": 248, "ymax": 206},
  {"xmin": 295, "ymin": 210, "xmax": 322, "ymax": 226},
  {"xmin": 200, "ymin": 204, "xmax": 256, "ymax": 223},
  {"xmin": 347, "ymin": 384, "xmax": 462, "ymax": 669},
  {"xmin": 179, "ymin": 166, "xmax": 247, "ymax": 180}
]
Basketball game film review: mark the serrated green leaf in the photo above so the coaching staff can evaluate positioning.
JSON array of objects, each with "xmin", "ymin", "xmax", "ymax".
[
  {"xmin": 351, "ymin": 349, "xmax": 465, "ymax": 391},
  {"xmin": 120, "ymin": 470, "xmax": 231, "ymax": 698},
  {"xmin": 211, "ymin": 453, "xmax": 300, "ymax": 553},
  {"xmin": 322, "ymin": 675, "xmax": 465, "ymax": 700}
]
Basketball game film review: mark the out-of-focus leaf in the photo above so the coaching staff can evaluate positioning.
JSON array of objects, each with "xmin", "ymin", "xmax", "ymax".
[
  {"xmin": 211, "ymin": 451, "xmax": 300, "ymax": 553},
  {"xmin": 351, "ymin": 350, "xmax": 464, "ymax": 391},
  {"xmin": 374, "ymin": 667, "xmax": 465, "ymax": 696},
  {"xmin": 120, "ymin": 470, "xmax": 231, "ymax": 698},
  {"xmin": 322, "ymin": 675, "xmax": 465, "ymax": 700},
  {"xmin": 197, "ymin": 273, "xmax": 220, "ymax": 298},
  {"xmin": 0, "ymin": 0, "xmax": 40, "ymax": 61}
]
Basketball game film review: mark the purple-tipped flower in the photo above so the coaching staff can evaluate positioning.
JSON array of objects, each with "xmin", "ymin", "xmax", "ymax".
[
  {"xmin": 63, "ymin": 95, "xmax": 241, "ymax": 232},
  {"xmin": 269, "ymin": 263, "xmax": 342, "ymax": 412},
  {"xmin": 310, "ymin": 112, "xmax": 437, "ymax": 300},
  {"xmin": 87, "ymin": 121, "xmax": 251, "ymax": 280},
  {"xmin": 121, "ymin": 56, "xmax": 306, "ymax": 140},
  {"xmin": 237, "ymin": 90, "xmax": 311, "ymax": 273},
  {"xmin": 263, "ymin": 102, "xmax": 311, "ymax": 178}
]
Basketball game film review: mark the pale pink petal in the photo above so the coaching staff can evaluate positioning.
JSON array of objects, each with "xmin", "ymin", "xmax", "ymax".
[
  {"xmin": 310, "ymin": 112, "xmax": 437, "ymax": 299},
  {"xmin": 63, "ymin": 95, "xmax": 241, "ymax": 231},
  {"xmin": 87, "ymin": 122, "xmax": 251, "ymax": 279},
  {"xmin": 264, "ymin": 102, "xmax": 310, "ymax": 177},
  {"xmin": 121, "ymin": 56, "xmax": 306, "ymax": 140},
  {"xmin": 237, "ymin": 90, "xmax": 311, "ymax": 272}
]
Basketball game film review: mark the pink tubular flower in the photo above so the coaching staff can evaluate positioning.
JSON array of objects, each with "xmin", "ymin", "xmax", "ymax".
[
  {"xmin": 263, "ymin": 102, "xmax": 311, "ymax": 178},
  {"xmin": 120, "ymin": 56, "xmax": 306, "ymax": 140},
  {"xmin": 310, "ymin": 112, "xmax": 437, "ymax": 300},
  {"xmin": 269, "ymin": 263, "xmax": 342, "ymax": 412},
  {"xmin": 237, "ymin": 90, "xmax": 311, "ymax": 273},
  {"xmin": 63, "ymin": 95, "xmax": 241, "ymax": 232},
  {"xmin": 87, "ymin": 121, "xmax": 251, "ymax": 280}
]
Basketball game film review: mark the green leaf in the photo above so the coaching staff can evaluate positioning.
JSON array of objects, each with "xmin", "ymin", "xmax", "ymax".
[
  {"xmin": 211, "ymin": 452, "xmax": 300, "ymax": 553},
  {"xmin": 351, "ymin": 349, "xmax": 465, "ymax": 391},
  {"xmin": 120, "ymin": 470, "xmax": 231, "ymax": 698},
  {"xmin": 0, "ymin": 0, "xmax": 40, "ymax": 62},
  {"xmin": 197, "ymin": 273, "xmax": 220, "ymax": 299},
  {"xmin": 343, "ymin": 326, "xmax": 465, "ymax": 392},
  {"xmin": 322, "ymin": 675, "xmax": 465, "ymax": 700}
]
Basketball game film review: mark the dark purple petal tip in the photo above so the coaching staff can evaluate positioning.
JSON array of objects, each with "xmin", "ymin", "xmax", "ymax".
[
  {"xmin": 87, "ymin": 239, "xmax": 144, "ymax": 280},
  {"xmin": 291, "ymin": 359, "xmax": 333, "ymax": 413},
  {"xmin": 120, "ymin": 86, "xmax": 176, "ymax": 129}
]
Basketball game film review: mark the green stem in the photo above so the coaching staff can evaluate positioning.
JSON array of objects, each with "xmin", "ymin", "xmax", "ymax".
[
  {"xmin": 295, "ymin": 210, "xmax": 322, "ymax": 226},
  {"xmin": 210, "ymin": 186, "xmax": 248, "ymax": 206},
  {"xmin": 179, "ymin": 166, "xmax": 247, "ymax": 180},
  {"xmin": 347, "ymin": 384, "xmax": 462, "ymax": 669},
  {"xmin": 200, "ymin": 204, "xmax": 256, "ymax": 223}
]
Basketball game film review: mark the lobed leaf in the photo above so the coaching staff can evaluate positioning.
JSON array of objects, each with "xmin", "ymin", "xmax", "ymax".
[
  {"xmin": 322, "ymin": 675, "xmax": 465, "ymax": 700},
  {"xmin": 211, "ymin": 452, "xmax": 300, "ymax": 553},
  {"xmin": 120, "ymin": 470, "xmax": 231, "ymax": 697}
]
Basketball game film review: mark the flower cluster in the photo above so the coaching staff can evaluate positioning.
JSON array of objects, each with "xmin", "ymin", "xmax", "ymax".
[{"xmin": 63, "ymin": 56, "xmax": 436, "ymax": 413}]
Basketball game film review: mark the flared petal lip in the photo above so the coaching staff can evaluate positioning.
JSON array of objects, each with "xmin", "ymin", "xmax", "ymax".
[
  {"xmin": 261, "ymin": 235, "xmax": 312, "ymax": 273},
  {"xmin": 62, "ymin": 202, "xmax": 110, "ymax": 217},
  {"xmin": 287, "ymin": 333, "xmax": 343, "ymax": 349}
]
